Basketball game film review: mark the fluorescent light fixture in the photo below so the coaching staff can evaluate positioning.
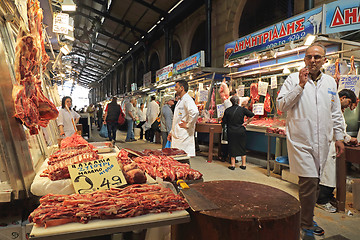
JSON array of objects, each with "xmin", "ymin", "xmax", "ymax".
[
  {"xmin": 134, "ymin": 41, "xmax": 139, "ymax": 45},
  {"xmin": 62, "ymin": 0, "xmax": 76, "ymax": 11},
  {"xmin": 60, "ymin": 44, "xmax": 71, "ymax": 55},
  {"xmin": 141, "ymin": 36, "xmax": 144, "ymax": 39},
  {"xmin": 147, "ymin": 24, "xmax": 157, "ymax": 33},
  {"xmin": 168, "ymin": 0, "xmax": 183, "ymax": 13},
  {"xmin": 304, "ymin": 34, "xmax": 316, "ymax": 46}
]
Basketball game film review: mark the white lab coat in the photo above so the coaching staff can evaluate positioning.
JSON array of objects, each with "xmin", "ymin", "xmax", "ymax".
[
  {"xmin": 170, "ymin": 93, "xmax": 199, "ymax": 156},
  {"xmin": 277, "ymin": 73, "xmax": 345, "ymax": 178},
  {"xmin": 321, "ymin": 116, "xmax": 351, "ymax": 187},
  {"xmin": 145, "ymin": 100, "xmax": 160, "ymax": 130},
  {"xmin": 57, "ymin": 108, "xmax": 80, "ymax": 137}
]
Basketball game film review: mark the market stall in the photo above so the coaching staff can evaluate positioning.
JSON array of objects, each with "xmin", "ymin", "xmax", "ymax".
[{"xmin": 224, "ymin": 3, "xmax": 360, "ymax": 176}]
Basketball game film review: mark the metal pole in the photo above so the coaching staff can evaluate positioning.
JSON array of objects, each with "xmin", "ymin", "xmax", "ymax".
[
  {"xmin": 205, "ymin": 0, "xmax": 212, "ymax": 67},
  {"xmin": 304, "ymin": 0, "xmax": 314, "ymax": 10}
]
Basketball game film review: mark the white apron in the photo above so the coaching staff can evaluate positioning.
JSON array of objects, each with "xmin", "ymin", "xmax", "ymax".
[{"xmin": 170, "ymin": 93, "xmax": 199, "ymax": 157}]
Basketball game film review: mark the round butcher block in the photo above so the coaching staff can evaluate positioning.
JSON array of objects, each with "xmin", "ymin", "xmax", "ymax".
[{"xmin": 172, "ymin": 180, "xmax": 300, "ymax": 240}]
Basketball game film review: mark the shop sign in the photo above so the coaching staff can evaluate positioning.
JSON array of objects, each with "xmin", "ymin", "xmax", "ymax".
[
  {"xmin": 216, "ymin": 104, "xmax": 226, "ymax": 118},
  {"xmin": 143, "ymin": 71, "xmax": 151, "ymax": 87},
  {"xmin": 173, "ymin": 51, "xmax": 205, "ymax": 75},
  {"xmin": 324, "ymin": 0, "xmax": 360, "ymax": 34},
  {"xmin": 224, "ymin": 7, "xmax": 323, "ymax": 61},
  {"xmin": 156, "ymin": 64, "xmax": 173, "ymax": 82},
  {"xmin": 253, "ymin": 103, "xmax": 264, "ymax": 115},
  {"xmin": 53, "ymin": 13, "xmax": 69, "ymax": 34},
  {"xmin": 68, "ymin": 156, "xmax": 127, "ymax": 194},
  {"xmin": 338, "ymin": 75, "xmax": 360, "ymax": 97},
  {"xmin": 271, "ymin": 76, "xmax": 277, "ymax": 89}
]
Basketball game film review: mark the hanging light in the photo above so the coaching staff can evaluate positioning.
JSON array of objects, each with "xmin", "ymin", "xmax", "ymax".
[
  {"xmin": 283, "ymin": 67, "xmax": 291, "ymax": 74},
  {"xmin": 62, "ymin": 0, "xmax": 77, "ymax": 11}
]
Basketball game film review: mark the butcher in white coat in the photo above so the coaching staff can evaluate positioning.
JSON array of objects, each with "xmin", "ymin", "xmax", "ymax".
[
  {"xmin": 168, "ymin": 80, "xmax": 199, "ymax": 157},
  {"xmin": 277, "ymin": 43, "xmax": 345, "ymax": 239}
]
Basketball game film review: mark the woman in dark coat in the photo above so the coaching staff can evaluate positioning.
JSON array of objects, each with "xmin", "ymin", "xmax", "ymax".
[{"xmin": 222, "ymin": 95, "xmax": 254, "ymax": 170}]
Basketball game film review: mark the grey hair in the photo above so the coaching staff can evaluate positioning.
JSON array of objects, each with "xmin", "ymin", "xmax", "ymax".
[{"xmin": 230, "ymin": 95, "xmax": 239, "ymax": 106}]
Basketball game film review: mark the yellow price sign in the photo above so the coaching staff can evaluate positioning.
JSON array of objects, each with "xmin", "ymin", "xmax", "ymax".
[{"xmin": 68, "ymin": 156, "xmax": 127, "ymax": 194}]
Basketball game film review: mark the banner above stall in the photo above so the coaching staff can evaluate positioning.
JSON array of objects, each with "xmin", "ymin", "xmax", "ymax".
[
  {"xmin": 173, "ymin": 51, "xmax": 205, "ymax": 75},
  {"xmin": 224, "ymin": 7, "xmax": 323, "ymax": 62},
  {"xmin": 324, "ymin": 0, "xmax": 360, "ymax": 34},
  {"xmin": 156, "ymin": 64, "xmax": 173, "ymax": 82},
  {"xmin": 143, "ymin": 71, "xmax": 151, "ymax": 87}
]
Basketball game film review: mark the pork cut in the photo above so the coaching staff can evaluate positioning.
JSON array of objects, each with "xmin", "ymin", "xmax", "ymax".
[
  {"xmin": 264, "ymin": 93, "xmax": 271, "ymax": 113},
  {"xmin": 29, "ymin": 184, "xmax": 189, "ymax": 228}
]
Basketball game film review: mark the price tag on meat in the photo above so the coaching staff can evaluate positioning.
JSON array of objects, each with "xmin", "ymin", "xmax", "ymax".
[
  {"xmin": 258, "ymin": 81, "xmax": 269, "ymax": 96},
  {"xmin": 237, "ymin": 85, "xmax": 245, "ymax": 97},
  {"xmin": 270, "ymin": 76, "xmax": 277, "ymax": 89},
  {"xmin": 253, "ymin": 103, "xmax": 264, "ymax": 115},
  {"xmin": 68, "ymin": 156, "xmax": 127, "ymax": 194}
]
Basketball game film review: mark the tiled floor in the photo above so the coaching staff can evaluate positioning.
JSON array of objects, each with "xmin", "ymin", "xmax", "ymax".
[{"xmin": 88, "ymin": 127, "xmax": 360, "ymax": 240}]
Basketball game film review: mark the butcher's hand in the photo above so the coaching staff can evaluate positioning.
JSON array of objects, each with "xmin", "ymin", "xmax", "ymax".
[
  {"xmin": 299, "ymin": 67, "xmax": 309, "ymax": 88},
  {"xmin": 167, "ymin": 133, "xmax": 172, "ymax": 141},
  {"xmin": 335, "ymin": 140, "xmax": 345, "ymax": 157},
  {"xmin": 179, "ymin": 120, "xmax": 188, "ymax": 129}
]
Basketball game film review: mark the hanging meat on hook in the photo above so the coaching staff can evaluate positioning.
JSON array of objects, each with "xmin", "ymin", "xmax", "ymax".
[
  {"xmin": 12, "ymin": 0, "xmax": 57, "ymax": 135},
  {"xmin": 264, "ymin": 93, "xmax": 271, "ymax": 113}
]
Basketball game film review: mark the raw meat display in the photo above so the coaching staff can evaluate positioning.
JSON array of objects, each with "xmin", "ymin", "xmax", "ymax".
[
  {"xmin": 247, "ymin": 118, "xmax": 286, "ymax": 128},
  {"xmin": 60, "ymin": 133, "xmax": 94, "ymax": 149},
  {"xmin": 12, "ymin": 0, "xmax": 57, "ymax": 135},
  {"xmin": 117, "ymin": 157, "xmax": 147, "ymax": 185},
  {"xmin": 266, "ymin": 127, "xmax": 286, "ymax": 136},
  {"xmin": 40, "ymin": 152, "xmax": 100, "ymax": 181},
  {"xmin": 29, "ymin": 184, "xmax": 189, "ymax": 228},
  {"xmin": 48, "ymin": 145, "xmax": 98, "ymax": 166},
  {"xmin": 126, "ymin": 154, "xmax": 203, "ymax": 182},
  {"xmin": 264, "ymin": 93, "xmax": 271, "ymax": 113},
  {"xmin": 140, "ymin": 148, "xmax": 187, "ymax": 157},
  {"xmin": 219, "ymin": 79, "xmax": 230, "ymax": 102}
]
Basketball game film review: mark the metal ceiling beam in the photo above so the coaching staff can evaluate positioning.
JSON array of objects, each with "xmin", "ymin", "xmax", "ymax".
[
  {"xmin": 72, "ymin": 61, "xmax": 106, "ymax": 73},
  {"xmin": 79, "ymin": 75, "xmax": 98, "ymax": 82},
  {"xmin": 97, "ymin": 29, "xmax": 132, "ymax": 46},
  {"xmin": 77, "ymin": 3, "xmax": 146, "ymax": 35},
  {"xmin": 71, "ymin": 52, "xmax": 112, "ymax": 68},
  {"xmin": 93, "ymin": 42, "xmax": 123, "ymax": 56},
  {"xmin": 83, "ymin": 68, "xmax": 102, "ymax": 76},
  {"xmin": 73, "ymin": 45, "xmax": 117, "ymax": 62},
  {"xmin": 133, "ymin": 0, "xmax": 167, "ymax": 15}
]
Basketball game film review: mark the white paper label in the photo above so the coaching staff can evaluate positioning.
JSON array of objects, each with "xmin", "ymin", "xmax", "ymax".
[
  {"xmin": 253, "ymin": 103, "xmax": 264, "ymax": 115},
  {"xmin": 338, "ymin": 75, "xmax": 360, "ymax": 97},
  {"xmin": 199, "ymin": 90, "xmax": 208, "ymax": 102},
  {"xmin": 271, "ymin": 76, "xmax": 277, "ymax": 89},
  {"xmin": 237, "ymin": 85, "xmax": 245, "ymax": 97},
  {"xmin": 53, "ymin": 13, "xmax": 70, "ymax": 34},
  {"xmin": 258, "ymin": 81, "xmax": 268, "ymax": 96},
  {"xmin": 216, "ymin": 104, "xmax": 226, "ymax": 118}
]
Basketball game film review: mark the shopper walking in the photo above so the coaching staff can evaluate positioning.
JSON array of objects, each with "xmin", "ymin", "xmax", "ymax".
[
  {"xmin": 57, "ymin": 96, "xmax": 80, "ymax": 137},
  {"xmin": 316, "ymin": 89, "xmax": 358, "ymax": 213},
  {"xmin": 160, "ymin": 95, "xmax": 175, "ymax": 148},
  {"xmin": 145, "ymin": 96, "xmax": 160, "ymax": 142},
  {"xmin": 96, "ymin": 104, "xmax": 103, "ymax": 130},
  {"xmin": 277, "ymin": 43, "xmax": 345, "ymax": 240},
  {"xmin": 168, "ymin": 80, "xmax": 199, "ymax": 156},
  {"xmin": 125, "ymin": 97, "xmax": 137, "ymax": 142},
  {"xmin": 103, "ymin": 97, "xmax": 122, "ymax": 144},
  {"xmin": 136, "ymin": 103, "xmax": 146, "ymax": 140},
  {"xmin": 222, "ymin": 95, "xmax": 254, "ymax": 170}
]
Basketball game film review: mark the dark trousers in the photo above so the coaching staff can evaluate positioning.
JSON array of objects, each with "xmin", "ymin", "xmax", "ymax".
[
  {"xmin": 298, "ymin": 177, "xmax": 320, "ymax": 229},
  {"xmin": 145, "ymin": 129, "xmax": 155, "ymax": 142},
  {"xmin": 317, "ymin": 184, "xmax": 335, "ymax": 204},
  {"xmin": 161, "ymin": 131, "xmax": 168, "ymax": 149},
  {"xmin": 107, "ymin": 122, "xmax": 118, "ymax": 141},
  {"xmin": 136, "ymin": 121, "xmax": 145, "ymax": 139}
]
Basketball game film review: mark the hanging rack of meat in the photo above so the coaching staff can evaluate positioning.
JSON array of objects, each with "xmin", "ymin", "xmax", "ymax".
[
  {"xmin": 29, "ymin": 184, "xmax": 189, "ymax": 228},
  {"xmin": 12, "ymin": 0, "xmax": 57, "ymax": 135}
]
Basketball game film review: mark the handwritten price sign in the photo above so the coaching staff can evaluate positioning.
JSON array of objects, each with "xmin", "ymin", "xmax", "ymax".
[{"xmin": 68, "ymin": 156, "xmax": 127, "ymax": 194}]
